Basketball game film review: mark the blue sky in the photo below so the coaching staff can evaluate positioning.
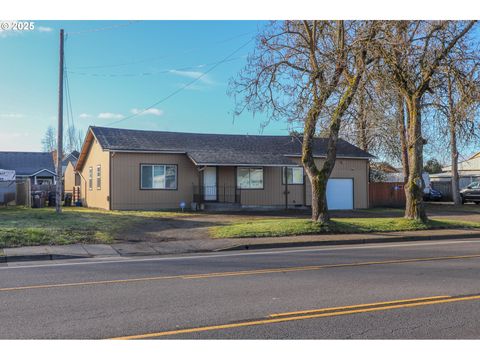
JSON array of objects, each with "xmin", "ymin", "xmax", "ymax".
[{"xmin": 0, "ymin": 20, "xmax": 293, "ymax": 151}]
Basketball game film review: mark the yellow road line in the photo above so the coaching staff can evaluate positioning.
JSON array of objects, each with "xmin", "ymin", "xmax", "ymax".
[
  {"xmin": 2, "ymin": 253, "xmax": 480, "ymax": 292},
  {"xmin": 110, "ymin": 294, "xmax": 480, "ymax": 340},
  {"xmin": 268, "ymin": 295, "xmax": 451, "ymax": 317}
]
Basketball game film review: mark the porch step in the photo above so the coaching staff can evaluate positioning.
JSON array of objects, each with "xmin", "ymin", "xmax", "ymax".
[{"xmin": 203, "ymin": 202, "xmax": 242, "ymax": 212}]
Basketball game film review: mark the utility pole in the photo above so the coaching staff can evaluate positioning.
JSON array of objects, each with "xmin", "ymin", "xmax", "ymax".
[{"xmin": 56, "ymin": 29, "xmax": 64, "ymax": 214}]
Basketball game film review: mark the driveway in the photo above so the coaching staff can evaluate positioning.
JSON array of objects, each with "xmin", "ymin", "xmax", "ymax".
[{"xmin": 113, "ymin": 203, "xmax": 480, "ymax": 243}]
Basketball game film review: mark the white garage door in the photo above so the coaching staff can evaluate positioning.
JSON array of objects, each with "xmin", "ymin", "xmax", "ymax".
[{"xmin": 327, "ymin": 179, "xmax": 353, "ymax": 210}]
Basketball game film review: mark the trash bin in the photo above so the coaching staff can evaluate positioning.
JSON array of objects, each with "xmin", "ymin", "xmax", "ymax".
[
  {"xmin": 31, "ymin": 191, "xmax": 46, "ymax": 208},
  {"xmin": 64, "ymin": 193, "xmax": 72, "ymax": 207},
  {"xmin": 48, "ymin": 191, "xmax": 56, "ymax": 207}
]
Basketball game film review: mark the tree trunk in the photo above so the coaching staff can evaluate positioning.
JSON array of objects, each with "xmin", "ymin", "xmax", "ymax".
[
  {"xmin": 397, "ymin": 94, "xmax": 409, "ymax": 183},
  {"xmin": 404, "ymin": 95, "xmax": 428, "ymax": 222},
  {"xmin": 447, "ymin": 74, "xmax": 461, "ymax": 206},
  {"xmin": 451, "ymin": 134, "xmax": 461, "ymax": 205},
  {"xmin": 310, "ymin": 174, "xmax": 329, "ymax": 222},
  {"xmin": 356, "ymin": 89, "xmax": 368, "ymax": 151}
]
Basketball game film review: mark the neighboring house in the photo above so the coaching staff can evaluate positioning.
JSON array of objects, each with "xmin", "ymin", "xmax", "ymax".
[
  {"xmin": 75, "ymin": 126, "xmax": 373, "ymax": 211},
  {"xmin": 430, "ymin": 152, "xmax": 480, "ymax": 189},
  {"xmin": 369, "ymin": 161, "xmax": 399, "ymax": 182},
  {"xmin": 63, "ymin": 151, "xmax": 81, "ymax": 196},
  {"xmin": 62, "ymin": 150, "xmax": 80, "ymax": 176},
  {"xmin": 0, "ymin": 151, "xmax": 56, "ymax": 185}
]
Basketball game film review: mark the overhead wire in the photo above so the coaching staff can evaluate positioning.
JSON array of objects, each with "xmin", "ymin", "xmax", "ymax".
[
  {"xmin": 66, "ymin": 21, "xmax": 142, "ymax": 36},
  {"xmin": 67, "ymin": 30, "xmax": 254, "ymax": 70},
  {"xmin": 66, "ymin": 56, "xmax": 245, "ymax": 77},
  {"xmin": 106, "ymin": 36, "xmax": 255, "ymax": 127}
]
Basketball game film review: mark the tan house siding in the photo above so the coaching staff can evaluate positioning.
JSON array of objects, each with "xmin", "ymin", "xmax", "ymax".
[
  {"xmin": 64, "ymin": 161, "xmax": 76, "ymax": 194},
  {"xmin": 110, "ymin": 152, "xmax": 199, "ymax": 210},
  {"xmin": 78, "ymin": 138, "xmax": 110, "ymax": 210},
  {"xmin": 239, "ymin": 167, "xmax": 304, "ymax": 207},
  {"xmin": 300, "ymin": 158, "xmax": 369, "ymax": 209}
]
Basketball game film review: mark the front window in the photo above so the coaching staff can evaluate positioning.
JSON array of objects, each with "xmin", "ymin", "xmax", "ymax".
[
  {"xmin": 141, "ymin": 164, "xmax": 177, "ymax": 189},
  {"xmin": 96, "ymin": 165, "xmax": 101, "ymax": 190},
  {"xmin": 237, "ymin": 167, "xmax": 263, "ymax": 189},
  {"xmin": 88, "ymin": 167, "xmax": 93, "ymax": 191},
  {"xmin": 283, "ymin": 167, "xmax": 304, "ymax": 185}
]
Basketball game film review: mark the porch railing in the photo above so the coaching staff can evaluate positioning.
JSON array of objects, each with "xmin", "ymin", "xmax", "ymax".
[{"xmin": 193, "ymin": 185, "xmax": 241, "ymax": 204}]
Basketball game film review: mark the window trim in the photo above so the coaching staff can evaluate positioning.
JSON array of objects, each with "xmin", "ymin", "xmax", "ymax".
[
  {"xmin": 139, "ymin": 163, "xmax": 178, "ymax": 191},
  {"xmin": 236, "ymin": 167, "xmax": 264, "ymax": 190},
  {"xmin": 88, "ymin": 167, "xmax": 93, "ymax": 191},
  {"xmin": 282, "ymin": 166, "xmax": 304, "ymax": 185},
  {"xmin": 96, "ymin": 165, "xmax": 101, "ymax": 190}
]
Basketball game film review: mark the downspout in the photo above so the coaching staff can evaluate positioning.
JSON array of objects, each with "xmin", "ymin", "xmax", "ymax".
[
  {"xmin": 78, "ymin": 170, "xmax": 87, "ymax": 206},
  {"xmin": 284, "ymin": 168, "xmax": 288, "ymax": 209},
  {"xmin": 109, "ymin": 151, "xmax": 114, "ymax": 210}
]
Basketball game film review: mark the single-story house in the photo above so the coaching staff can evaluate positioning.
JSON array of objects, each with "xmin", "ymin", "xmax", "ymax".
[
  {"xmin": 430, "ymin": 152, "xmax": 480, "ymax": 189},
  {"xmin": 63, "ymin": 151, "xmax": 81, "ymax": 196},
  {"xmin": 0, "ymin": 151, "xmax": 57, "ymax": 185},
  {"xmin": 75, "ymin": 126, "xmax": 373, "ymax": 211},
  {"xmin": 62, "ymin": 150, "xmax": 79, "ymax": 176}
]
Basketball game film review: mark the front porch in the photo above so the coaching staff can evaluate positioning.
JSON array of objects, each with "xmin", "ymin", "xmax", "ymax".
[
  {"xmin": 193, "ymin": 166, "xmax": 240, "ymax": 205},
  {"xmin": 191, "ymin": 165, "xmax": 306, "ymax": 209},
  {"xmin": 193, "ymin": 184, "xmax": 241, "ymax": 204}
]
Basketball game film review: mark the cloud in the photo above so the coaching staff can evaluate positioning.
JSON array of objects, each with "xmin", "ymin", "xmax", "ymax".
[
  {"xmin": 98, "ymin": 112, "xmax": 124, "ymax": 120},
  {"xmin": 78, "ymin": 113, "xmax": 93, "ymax": 119},
  {"xmin": 37, "ymin": 26, "xmax": 53, "ymax": 33},
  {"xmin": 130, "ymin": 108, "xmax": 164, "ymax": 116},
  {"xmin": 0, "ymin": 113, "xmax": 24, "ymax": 118},
  {"xmin": 169, "ymin": 69, "xmax": 214, "ymax": 85}
]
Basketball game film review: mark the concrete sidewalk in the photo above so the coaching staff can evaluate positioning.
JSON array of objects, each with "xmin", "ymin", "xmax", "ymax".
[{"xmin": 2, "ymin": 228, "xmax": 480, "ymax": 263}]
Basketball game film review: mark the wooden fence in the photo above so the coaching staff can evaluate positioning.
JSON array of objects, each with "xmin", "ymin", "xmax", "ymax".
[
  {"xmin": 369, "ymin": 182, "xmax": 406, "ymax": 208},
  {"xmin": 431, "ymin": 182, "xmax": 452, "ymax": 201}
]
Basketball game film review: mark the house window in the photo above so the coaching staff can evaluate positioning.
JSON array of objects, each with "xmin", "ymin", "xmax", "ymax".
[
  {"xmin": 96, "ymin": 165, "xmax": 101, "ymax": 190},
  {"xmin": 237, "ymin": 167, "xmax": 263, "ymax": 189},
  {"xmin": 282, "ymin": 167, "xmax": 304, "ymax": 185},
  {"xmin": 141, "ymin": 164, "xmax": 177, "ymax": 190},
  {"xmin": 88, "ymin": 167, "xmax": 93, "ymax": 191}
]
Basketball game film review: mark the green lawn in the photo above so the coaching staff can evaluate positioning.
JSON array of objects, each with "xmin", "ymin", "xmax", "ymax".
[
  {"xmin": 0, "ymin": 206, "xmax": 192, "ymax": 248},
  {"xmin": 210, "ymin": 217, "xmax": 480, "ymax": 238}
]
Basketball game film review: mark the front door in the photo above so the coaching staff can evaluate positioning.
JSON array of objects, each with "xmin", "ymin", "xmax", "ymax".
[{"xmin": 203, "ymin": 167, "xmax": 217, "ymax": 201}]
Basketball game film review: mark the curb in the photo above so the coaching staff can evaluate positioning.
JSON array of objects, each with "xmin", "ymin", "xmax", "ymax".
[
  {"xmin": 0, "ymin": 254, "xmax": 91, "ymax": 263},
  {"xmin": 1, "ymin": 231, "xmax": 480, "ymax": 264},
  {"xmin": 217, "ymin": 232, "xmax": 480, "ymax": 251}
]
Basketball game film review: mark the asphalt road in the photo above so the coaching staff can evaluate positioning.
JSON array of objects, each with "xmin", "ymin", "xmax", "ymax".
[{"xmin": 2, "ymin": 238, "xmax": 480, "ymax": 339}]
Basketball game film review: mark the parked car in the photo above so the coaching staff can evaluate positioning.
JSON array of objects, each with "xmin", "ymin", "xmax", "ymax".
[
  {"xmin": 460, "ymin": 182, "xmax": 480, "ymax": 204},
  {"xmin": 423, "ymin": 187, "xmax": 443, "ymax": 201}
]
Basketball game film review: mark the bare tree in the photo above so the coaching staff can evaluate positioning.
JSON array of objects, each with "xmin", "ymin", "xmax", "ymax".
[
  {"xmin": 41, "ymin": 125, "xmax": 56, "ymax": 152},
  {"xmin": 65, "ymin": 124, "xmax": 85, "ymax": 153},
  {"xmin": 372, "ymin": 20, "xmax": 477, "ymax": 221},
  {"xmin": 341, "ymin": 72, "xmax": 403, "ymax": 167},
  {"xmin": 230, "ymin": 21, "xmax": 376, "ymax": 222},
  {"xmin": 427, "ymin": 55, "xmax": 480, "ymax": 204}
]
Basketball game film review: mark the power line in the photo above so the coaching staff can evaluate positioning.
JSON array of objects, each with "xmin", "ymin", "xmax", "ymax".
[
  {"xmin": 67, "ymin": 30, "xmax": 254, "ymax": 70},
  {"xmin": 64, "ymin": 35, "xmax": 77, "ymax": 151},
  {"xmin": 106, "ymin": 37, "xmax": 254, "ymax": 127},
  {"xmin": 66, "ymin": 56, "xmax": 245, "ymax": 77},
  {"xmin": 67, "ymin": 21, "xmax": 141, "ymax": 36}
]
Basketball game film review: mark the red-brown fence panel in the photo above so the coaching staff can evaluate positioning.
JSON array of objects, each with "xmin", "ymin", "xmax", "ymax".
[{"xmin": 369, "ymin": 182, "xmax": 406, "ymax": 208}]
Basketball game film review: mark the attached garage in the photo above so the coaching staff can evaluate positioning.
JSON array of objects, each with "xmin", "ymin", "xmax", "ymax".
[
  {"xmin": 304, "ymin": 158, "xmax": 370, "ymax": 210},
  {"xmin": 326, "ymin": 178, "xmax": 353, "ymax": 210}
]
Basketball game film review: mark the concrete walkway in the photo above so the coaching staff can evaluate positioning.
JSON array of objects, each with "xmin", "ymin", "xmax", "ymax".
[{"xmin": 2, "ymin": 228, "xmax": 480, "ymax": 263}]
